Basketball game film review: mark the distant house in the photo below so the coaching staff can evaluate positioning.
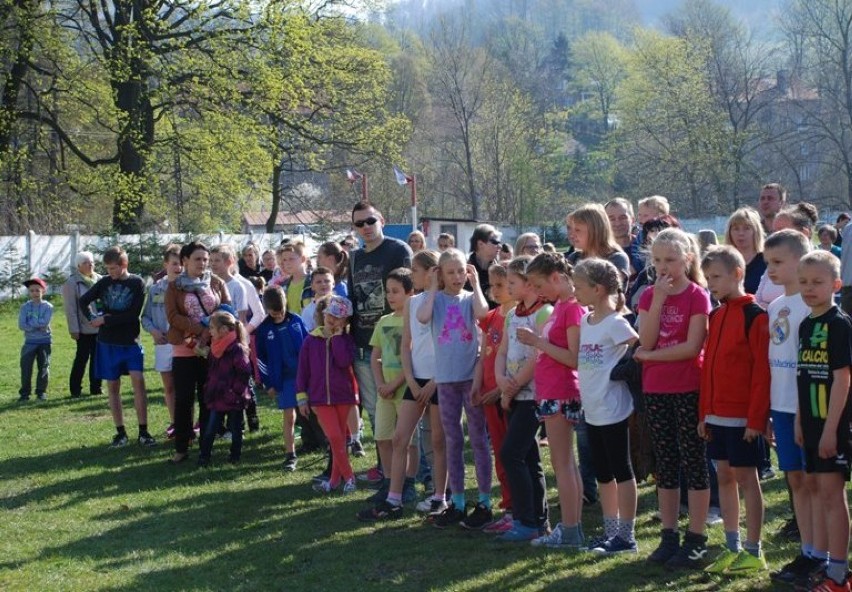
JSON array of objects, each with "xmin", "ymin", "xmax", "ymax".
[{"xmin": 241, "ymin": 210, "xmax": 351, "ymax": 234}]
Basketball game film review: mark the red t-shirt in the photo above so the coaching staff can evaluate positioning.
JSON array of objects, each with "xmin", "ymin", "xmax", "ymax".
[{"xmin": 479, "ymin": 307, "xmax": 505, "ymax": 393}]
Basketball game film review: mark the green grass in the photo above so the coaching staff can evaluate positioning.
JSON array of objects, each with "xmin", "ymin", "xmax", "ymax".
[{"xmin": 0, "ymin": 296, "xmax": 807, "ymax": 591}]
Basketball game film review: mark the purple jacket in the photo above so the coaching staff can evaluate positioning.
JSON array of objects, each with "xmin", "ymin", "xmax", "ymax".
[
  {"xmin": 296, "ymin": 329, "xmax": 358, "ymax": 407},
  {"xmin": 205, "ymin": 340, "xmax": 252, "ymax": 412}
]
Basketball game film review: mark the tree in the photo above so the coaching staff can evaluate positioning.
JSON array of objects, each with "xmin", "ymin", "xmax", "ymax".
[{"xmin": 570, "ymin": 31, "xmax": 628, "ymax": 134}]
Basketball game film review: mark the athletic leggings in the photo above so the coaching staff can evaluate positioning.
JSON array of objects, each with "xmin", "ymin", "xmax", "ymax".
[
  {"xmin": 587, "ymin": 417, "xmax": 634, "ymax": 484},
  {"xmin": 644, "ymin": 392, "xmax": 709, "ymax": 490},
  {"xmin": 483, "ymin": 402, "xmax": 512, "ymax": 511},
  {"xmin": 313, "ymin": 404, "xmax": 355, "ymax": 486},
  {"xmin": 438, "ymin": 380, "xmax": 492, "ymax": 496}
]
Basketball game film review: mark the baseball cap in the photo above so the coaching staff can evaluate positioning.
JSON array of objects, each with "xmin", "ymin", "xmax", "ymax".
[{"xmin": 23, "ymin": 277, "xmax": 47, "ymax": 290}]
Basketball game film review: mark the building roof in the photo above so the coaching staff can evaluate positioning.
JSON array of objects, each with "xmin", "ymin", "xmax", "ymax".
[{"xmin": 242, "ymin": 210, "xmax": 350, "ymax": 227}]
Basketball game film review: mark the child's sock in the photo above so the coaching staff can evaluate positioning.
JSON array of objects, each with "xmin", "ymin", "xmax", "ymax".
[
  {"xmin": 827, "ymin": 558, "xmax": 848, "ymax": 585},
  {"xmin": 452, "ymin": 493, "xmax": 465, "ymax": 510},
  {"xmin": 725, "ymin": 530, "xmax": 742, "ymax": 553},
  {"xmin": 116, "ymin": 425, "xmax": 127, "ymax": 437},
  {"xmin": 477, "ymin": 492, "xmax": 491, "ymax": 509},
  {"xmin": 562, "ymin": 523, "xmax": 583, "ymax": 545},
  {"xmin": 803, "ymin": 543, "xmax": 814, "ymax": 558},
  {"xmin": 812, "ymin": 549, "xmax": 829, "ymax": 564},
  {"xmin": 617, "ymin": 518, "xmax": 636, "ymax": 543},
  {"xmin": 386, "ymin": 492, "xmax": 402, "ymax": 507},
  {"xmin": 138, "ymin": 424, "xmax": 149, "ymax": 436},
  {"xmin": 432, "ymin": 491, "xmax": 446, "ymax": 503},
  {"xmin": 603, "ymin": 516, "xmax": 619, "ymax": 539},
  {"xmin": 743, "ymin": 540, "xmax": 761, "ymax": 558}
]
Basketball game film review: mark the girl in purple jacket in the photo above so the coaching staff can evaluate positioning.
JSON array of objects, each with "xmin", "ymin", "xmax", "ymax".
[
  {"xmin": 296, "ymin": 295, "xmax": 359, "ymax": 494},
  {"xmin": 198, "ymin": 311, "xmax": 252, "ymax": 467}
]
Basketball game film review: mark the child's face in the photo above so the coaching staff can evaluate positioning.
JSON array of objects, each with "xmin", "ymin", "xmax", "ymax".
[
  {"xmin": 385, "ymin": 278, "xmax": 409, "ymax": 312},
  {"xmin": 765, "ymin": 245, "xmax": 799, "ymax": 287},
  {"xmin": 164, "ymin": 256, "xmax": 182, "ymax": 279},
  {"xmin": 324, "ymin": 313, "xmax": 347, "ymax": 333},
  {"xmin": 819, "ymin": 231, "xmax": 833, "ymax": 247},
  {"xmin": 503, "ymin": 273, "xmax": 525, "ymax": 303},
  {"xmin": 104, "ymin": 262, "xmax": 126, "ymax": 280},
  {"xmin": 411, "ymin": 263, "xmax": 431, "ymax": 292},
  {"xmin": 311, "ymin": 273, "xmax": 334, "ymax": 298},
  {"xmin": 266, "ymin": 307, "xmax": 286, "ymax": 323},
  {"xmin": 567, "ymin": 221, "xmax": 588, "ymax": 251},
  {"xmin": 438, "ymin": 238, "xmax": 452, "ymax": 252},
  {"xmin": 262, "ymin": 251, "xmax": 276, "ymax": 271},
  {"xmin": 210, "ymin": 253, "xmax": 229, "ymax": 277},
  {"xmin": 28, "ymin": 285, "xmax": 44, "ymax": 301},
  {"xmin": 651, "ymin": 243, "xmax": 688, "ymax": 282},
  {"xmin": 281, "ymin": 251, "xmax": 304, "ymax": 276},
  {"xmin": 703, "ymin": 261, "xmax": 741, "ymax": 302},
  {"xmin": 798, "ymin": 263, "xmax": 840, "ymax": 310},
  {"xmin": 572, "ymin": 276, "xmax": 598, "ymax": 307},
  {"xmin": 637, "ymin": 204, "xmax": 655, "ymax": 225},
  {"xmin": 529, "ymin": 271, "xmax": 568, "ymax": 302},
  {"xmin": 208, "ymin": 323, "xmax": 224, "ymax": 340},
  {"xmin": 440, "ymin": 258, "xmax": 467, "ymax": 294}
]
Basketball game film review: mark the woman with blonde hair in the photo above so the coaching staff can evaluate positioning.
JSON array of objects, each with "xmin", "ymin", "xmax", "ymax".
[
  {"xmin": 407, "ymin": 230, "xmax": 426, "ymax": 253},
  {"xmin": 725, "ymin": 207, "xmax": 766, "ymax": 295}
]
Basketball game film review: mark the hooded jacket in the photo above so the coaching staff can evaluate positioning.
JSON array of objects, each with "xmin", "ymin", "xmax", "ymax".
[{"xmin": 296, "ymin": 328, "xmax": 358, "ymax": 407}]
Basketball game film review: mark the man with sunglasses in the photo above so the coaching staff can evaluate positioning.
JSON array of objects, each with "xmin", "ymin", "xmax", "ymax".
[
  {"xmin": 466, "ymin": 224, "xmax": 502, "ymax": 309},
  {"xmin": 348, "ymin": 201, "xmax": 413, "ymax": 481}
]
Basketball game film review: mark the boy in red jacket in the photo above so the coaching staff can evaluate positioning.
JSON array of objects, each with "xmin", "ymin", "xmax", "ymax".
[{"xmin": 699, "ymin": 245, "xmax": 770, "ymax": 575}]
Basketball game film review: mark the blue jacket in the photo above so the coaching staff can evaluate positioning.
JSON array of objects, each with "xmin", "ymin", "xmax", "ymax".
[
  {"xmin": 19, "ymin": 300, "xmax": 53, "ymax": 345},
  {"xmin": 255, "ymin": 313, "xmax": 308, "ymax": 394}
]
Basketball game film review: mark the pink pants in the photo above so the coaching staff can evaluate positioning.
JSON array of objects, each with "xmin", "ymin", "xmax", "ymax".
[{"xmin": 313, "ymin": 404, "xmax": 355, "ymax": 486}]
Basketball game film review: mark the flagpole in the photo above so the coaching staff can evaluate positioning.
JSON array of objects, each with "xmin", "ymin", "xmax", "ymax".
[
  {"xmin": 410, "ymin": 175, "xmax": 417, "ymax": 232},
  {"xmin": 362, "ymin": 174, "xmax": 368, "ymax": 202}
]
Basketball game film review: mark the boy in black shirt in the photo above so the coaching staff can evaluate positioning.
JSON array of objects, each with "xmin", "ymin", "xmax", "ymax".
[
  {"xmin": 796, "ymin": 251, "xmax": 852, "ymax": 592},
  {"xmin": 80, "ymin": 246, "xmax": 155, "ymax": 448}
]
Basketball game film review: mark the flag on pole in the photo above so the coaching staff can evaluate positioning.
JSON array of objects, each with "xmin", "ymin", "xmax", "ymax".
[
  {"xmin": 393, "ymin": 165, "xmax": 412, "ymax": 186},
  {"xmin": 346, "ymin": 169, "xmax": 361, "ymax": 182}
]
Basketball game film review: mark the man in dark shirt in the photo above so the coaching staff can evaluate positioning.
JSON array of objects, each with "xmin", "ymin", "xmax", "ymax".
[{"xmin": 80, "ymin": 246, "xmax": 155, "ymax": 448}]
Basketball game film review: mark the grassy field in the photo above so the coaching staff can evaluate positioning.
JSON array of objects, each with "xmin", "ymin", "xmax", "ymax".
[{"xmin": 0, "ymin": 297, "xmax": 806, "ymax": 591}]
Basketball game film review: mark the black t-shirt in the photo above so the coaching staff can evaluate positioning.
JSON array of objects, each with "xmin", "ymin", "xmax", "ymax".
[
  {"xmin": 744, "ymin": 253, "xmax": 766, "ymax": 296},
  {"xmin": 467, "ymin": 253, "xmax": 496, "ymax": 309},
  {"xmin": 797, "ymin": 306, "xmax": 852, "ymax": 448},
  {"xmin": 348, "ymin": 238, "xmax": 412, "ymax": 348},
  {"xmin": 78, "ymin": 274, "xmax": 145, "ymax": 345}
]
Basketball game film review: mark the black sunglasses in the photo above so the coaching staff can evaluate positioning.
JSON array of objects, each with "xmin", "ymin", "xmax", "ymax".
[
  {"xmin": 488, "ymin": 237, "xmax": 501, "ymax": 245},
  {"xmin": 353, "ymin": 217, "xmax": 378, "ymax": 228}
]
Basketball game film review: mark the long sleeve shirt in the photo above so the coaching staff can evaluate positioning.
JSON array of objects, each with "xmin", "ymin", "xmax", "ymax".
[{"xmin": 19, "ymin": 300, "xmax": 53, "ymax": 344}]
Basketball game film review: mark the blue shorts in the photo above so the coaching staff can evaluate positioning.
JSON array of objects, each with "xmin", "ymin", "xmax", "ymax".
[
  {"xmin": 536, "ymin": 399, "xmax": 582, "ymax": 423},
  {"xmin": 276, "ymin": 379, "xmax": 297, "ymax": 410},
  {"xmin": 96, "ymin": 342, "xmax": 144, "ymax": 381},
  {"xmin": 771, "ymin": 410, "xmax": 805, "ymax": 472},
  {"xmin": 706, "ymin": 423, "xmax": 762, "ymax": 468}
]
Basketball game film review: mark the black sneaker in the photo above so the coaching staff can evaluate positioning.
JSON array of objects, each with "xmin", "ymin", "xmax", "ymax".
[
  {"xmin": 312, "ymin": 471, "xmax": 331, "ymax": 484},
  {"xmin": 110, "ymin": 433, "xmax": 129, "ymax": 448},
  {"xmin": 665, "ymin": 531, "xmax": 708, "ymax": 570},
  {"xmin": 432, "ymin": 503, "xmax": 466, "ymax": 529},
  {"xmin": 283, "ymin": 453, "xmax": 297, "ymax": 472},
  {"xmin": 349, "ymin": 440, "xmax": 366, "ymax": 457},
  {"xmin": 138, "ymin": 433, "xmax": 157, "ymax": 448},
  {"xmin": 247, "ymin": 415, "xmax": 260, "ymax": 433},
  {"xmin": 460, "ymin": 502, "xmax": 493, "ymax": 530},
  {"xmin": 778, "ymin": 517, "xmax": 801, "ymax": 541},
  {"xmin": 793, "ymin": 558, "xmax": 828, "ymax": 591},
  {"xmin": 367, "ymin": 479, "xmax": 390, "ymax": 504},
  {"xmin": 357, "ymin": 500, "xmax": 404, "ymax": 522},
  {"xmin": 771, "ymin": 554, "xmax": 818, "ymax": 585},
  {"xmin": 18, "ymin": 395, "xmax": 30, "ymax": 402},
  {"xmin": 36, "ymin": 393, "xmax": 47, "ymax": 401},
  {"xmin": 648, "ymin": 529, "xmax": 680, "ymax": 564}
]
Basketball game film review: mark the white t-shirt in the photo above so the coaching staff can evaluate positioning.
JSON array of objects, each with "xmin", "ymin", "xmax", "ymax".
[
  {"xmin": 505, "ymin": 304, "xmax": 552, "ymax": 402},
  {"xmin": 768, "ymin": 292, "xmax": 809, "ymax": 413},
  {"xmin": 225, "ymin": 276, "xmax": 247, "ymax": 317},
  {"xmin": 409, "ymin": 293, "xmax": 435, "ymax": 379},
  {"xmin": 578, "ymin": 312, "xmax": 638, "ymax": 426},
  {"xmin": 233, "ymin": 273, "xmax": 265, "ymax": 329}
]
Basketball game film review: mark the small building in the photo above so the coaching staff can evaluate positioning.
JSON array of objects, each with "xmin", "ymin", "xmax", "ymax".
[
  {"xmin": 385, "ymin": 217, "xmax": 519, "ymax": 253},
  {"xmin": 241, "ymin": 210, "xmax": 351, "ymax": 235}
]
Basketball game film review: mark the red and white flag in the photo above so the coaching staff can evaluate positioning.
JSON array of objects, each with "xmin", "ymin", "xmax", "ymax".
[{"xmin": 393, "ymin": 165, "xmax": 412, "ymax": 186}]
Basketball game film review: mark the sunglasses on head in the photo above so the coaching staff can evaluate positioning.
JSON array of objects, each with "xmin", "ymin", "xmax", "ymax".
[{"xmin": 353, "ymin": 217, "xmax": 378, "ymax": 228}]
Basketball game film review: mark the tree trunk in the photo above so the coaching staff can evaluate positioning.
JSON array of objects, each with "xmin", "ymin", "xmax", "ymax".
[{"xmin": 267, "ymin": 158, "xmax": 283, "ymax": 233}]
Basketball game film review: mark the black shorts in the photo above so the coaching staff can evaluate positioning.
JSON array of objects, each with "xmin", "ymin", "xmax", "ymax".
[
  {"xmin": 803, "ymin": 446, "xmax": 852, "ymax": 480},
  {"xmin": 706, "ymin": 424, "xmax": 763, "ymax": 468},
  {"xmin": 403, "ymin": 377, "xmax": 438, "ymax": 405}
]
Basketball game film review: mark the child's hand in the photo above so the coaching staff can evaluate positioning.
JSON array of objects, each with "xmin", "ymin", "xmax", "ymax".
[
  {"xmin": 819, "ymin": 430, "xmax": 837, "ymax": 459},
  {"xmin": 515, "ymin": 327, "xmax": 538, "ymax": 348},
  {"xmin": 633, "ymin": 346, "xmax": 650, "ymax": 362},
  {"xmin": 653, "ymin": 273, "xmax": 676, "ymax": 298},
  {"xmin": 500, "ymin": 391, "xmax": 514, "ymax": 411},
  {"xmin": 428, "ymin": 267, "xmax": 440, "ymax": 291},
  {"xmin": 465, "ymin": 264, "xmax": 479, "ymax": 287},
  {"xmin": 697, "ymin": 422, "xmax": 707, "ymax": 440},
  {"xmin": 416, "ymin": 381, "xmax": 436, "ymax": 404},
  {"xmin": 743, "ymin": 428, "xmax": 760, "ymax": 442},
  {"xmin": 299, "ymin": 403, "xmax": 310, "ymax": 418},
  {"xmin": 91, "ymin": 316, "xmax": 106, "ymax": 328},
  {"xmin": 481, "ymin": 388, "xmax": 501, "ymax": 406},
  {"xmin": 377, "ymin": 384, "xmax": 395, "ymax": 398}
]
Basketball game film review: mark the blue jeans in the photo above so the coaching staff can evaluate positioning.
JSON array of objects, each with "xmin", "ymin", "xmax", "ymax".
[
  {"xmin": 20, "ymin": 342, "xmax": 50, "ymax": 397},
  {"xmin": 199, "ymin": 410, "xmax": 243, "ymax": 462}
]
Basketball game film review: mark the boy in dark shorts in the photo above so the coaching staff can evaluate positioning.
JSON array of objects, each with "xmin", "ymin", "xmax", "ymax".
[
  {"xmin": 796, "ymin": 251, "xmax": 852, "ymax": 592},
  {"xmin": 79, "ymin": 246, "xmax": 155, "ymax": 448},
  {"xmin": 699, "ymin": 246, "xmax": 770, "ymax": 575}
]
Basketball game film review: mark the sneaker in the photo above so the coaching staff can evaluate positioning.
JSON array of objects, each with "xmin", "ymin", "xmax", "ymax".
[
  {"xmin": 312, "ymin": 479, "xmax": 336, "ymax": 494},
  {"xmin": 531, "ymin": 523, "xmax": 583, "ymax": 549},
  {"xmin": 705, "ymin": 549, "xmax": 739, "ymax": 574},
  {"xmin": 349, "ymin": 440, "xmax": 366, "ymax": 457},
  {"xmin": 483, "ymin": 513, "xmax": 514, "ymax": 534},
  {"xmin": 283, "ymin": 453, "xmax": 297, "ymax": 472},
  {"xmin": 219, "ymin": 430, "xmax": 232, "ymax": 442},
  {"xmin": 759, "ymin": 466, "xmax": 777, "ymax": 480},
  {"xmin": 402, "ymin": 478, "xmax": 418, "ymax": 504},
  {"xmin": 343, "ymin": 478, "xmax": 357, "ymax": 495},
  {"xmin": 36, "ymin": 393, "xmax": 47, "ymax": 401},
  {"xmin": 247, "ymin": 415, "xmax": 260, "ymax": 433},
  {"xmin": 312, "ymin": 471, "xmax": 331, "ymax": 484},
  {"xmin": 725, "ymin": 550, "xmax": 767, "ymax": 575},
  {"xmin": 771, "ymin": 554, "xmax": 819, "ymax": 585},
  {"xmin": 357, "ymin": 466, "xmax": 384, "ymax": 485},
  {"xmin": 665, "ymin": 531, "xmax": 708, "ymax": 570},
  {"xmin": 498, "ymin": 521, "xmax": 540, "ymax": 542},
  {"xmin": 432, "ymin": 503, "xmax": 466, "ymax": 529},
  {"xmin": 357, "ymin": 500, "xmax": 404, "ymax": 522},
  {"xmin": 778, "ymin": 517, "xmax": 802, "ymax": 541},
  {"xmin": 460, "ymin": 502, "xmax": 493, "ymax": 530},
  {"xmin": 810, "ymin": 575, "xmax": 852, "ymax": 592},
  {"xmin": 18, "ymin": 395, "xmax": 30, "ymax": 402},
  {"xmin": 591, "ymin": 536, "xmax": 639, "ymax": 555},
  {"xmin": 648, "ymin": 529, "xmax": 680, "ymax": 564},
  {"xmin": 416, "ymin": 497, "xmax": 438, "ymax": 514},
  {"xmin": 367, "ymin": 479, "xmax": 390, "ymax": 504},
  {"xmin": 165, "ymin": 424, "xmax": 176, "ymax": 439},
  {"xmin": 110, "ymin": 433, "xmax": 129, "ymax": 448},
  {"xmin": 138, "ymin": 433, "xmax": 157, "ymax": 448},
  {"xmin": 796, "ymin": 561, "xmax": 828, "ymax": 591},
  {"xmin": 423, "ymin": 499, "xmax": 448, "ymax": 519},
  {"xmin": 584, "ymin": 532, "xmax": 609, "ymax": 551},
  {"xmin": 706, "ymin": 506, "xmax": 723, "ymax": 526}
]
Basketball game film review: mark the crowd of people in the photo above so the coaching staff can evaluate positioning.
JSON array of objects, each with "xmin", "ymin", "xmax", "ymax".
[{"xmin": 13, "ymin": 186, "xmax": 852, "ymax": 591}]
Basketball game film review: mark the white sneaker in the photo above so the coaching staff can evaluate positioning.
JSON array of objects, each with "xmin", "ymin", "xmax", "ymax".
[
  {"xmin": 416, "ymin": 497, "xmax": 435, "ymax": 513},
  {"xmin": 343, "ymin": 478, "xmax": 357, "ymax": 495},
  {"xmin": 531, "ymin": 523, "xmax": 582, "ymax": 549},
  {"xmin": 706, "ymin": 506, "xmax": 723, "ymax": 526}
]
